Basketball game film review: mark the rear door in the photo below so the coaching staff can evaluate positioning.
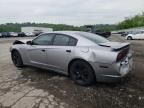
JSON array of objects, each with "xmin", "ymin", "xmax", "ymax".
[
  {"xmin": 135, "ymin": 32, "xmax": 142, "ymax": 39},
  {"xmin": 132, "ymin": 32, "xmax": 138, "ymax": 39},
  {"xmin": 27, "ymin": 34, "xmax": 54, "ymax": 68},
  {"xmin": 46, "ymin": 34, "xmax": 77, "ymax": 74}
]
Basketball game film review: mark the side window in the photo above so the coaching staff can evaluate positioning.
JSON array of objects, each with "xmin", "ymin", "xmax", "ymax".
[
  {"xmin": 53, "ymin": 34, "xmax": 70, "ymax": 46},
  {"xmin": 133, "ymin": 32, "xmax": 138, "ymax": 35},
  {"xmin": 32, "ymin": 34, "xmax": 54, "ymax": 45},
  {"xmin": 69, "ymin": 38, "xmax": 77, "ymax": 46}
]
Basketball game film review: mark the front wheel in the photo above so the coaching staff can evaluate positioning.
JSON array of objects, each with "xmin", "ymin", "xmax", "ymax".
[
  {"xmin": 70, "ymin": 60, "xmax": 95, "ymax": 86},
  {"xmin": 11, "ymin": 50, "xmax": 24, "ymax": 68}
]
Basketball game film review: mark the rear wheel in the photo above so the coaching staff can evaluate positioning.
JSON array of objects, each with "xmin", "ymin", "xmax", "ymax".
[
  {"xmin": 11, "ymin": 50, "xmax": 24, "ymax": 68},
  {"xmin": 127, "ymin": 36, "xmax": 132, "ymax": 40},
  {"xmin": 70, "ymin": 60, "xmax": 95, "ymax": 86}
]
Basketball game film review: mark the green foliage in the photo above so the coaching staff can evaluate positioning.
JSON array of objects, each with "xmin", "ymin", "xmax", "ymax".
[
  {"xmin": 0, "ymin": 23, "xmax": 84, "ymax": 32},
  {"xmin": 0, "ymin": 12, "xmax": 144, "ymax": 32},
  {"xmin": 117, "ymin": 12, "xmax": 144, "ymax": 29}
]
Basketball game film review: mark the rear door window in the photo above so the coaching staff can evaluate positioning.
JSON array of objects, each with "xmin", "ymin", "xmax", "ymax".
[
  {"xmin": 68, "ymin": 38, "xmax": 77, "ymax": 46},
  {"xmin": 53, "ymin": 34, "xmax": 70, "ymax": 46}
]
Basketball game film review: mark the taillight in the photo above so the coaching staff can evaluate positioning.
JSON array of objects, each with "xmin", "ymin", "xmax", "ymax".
[
  {"xmin": 117, "ymin": 52, "xmax": 124, "ymax": 62},
  {"xmin": 116, "ymin": 48, "xmax": 129, "ymax": 62}
]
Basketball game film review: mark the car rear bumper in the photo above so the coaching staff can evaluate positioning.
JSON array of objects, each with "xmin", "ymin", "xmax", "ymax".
[
  {"xmin": 96, "ymin": 75, "xmax": 125, "ymax": 82},
  {"xmin": 90, "ymin": 53, "xmax": 133, "ymax": 83}
]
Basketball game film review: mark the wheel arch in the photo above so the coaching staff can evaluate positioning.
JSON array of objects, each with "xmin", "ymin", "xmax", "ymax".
[
  {"xmin": 11, "ymin": 48, "xmax": 24, "ymax": 67},
  {"xmin": 68, "ymin": 58, "xmax": 96, "ymax": 78},
  {"xmin": 11, "ymin": 49, "xmax": 23, "ymax": 62},
  {"xmin": 11, "ymin": 49, "xmax": 19, "ymax": 53},
  {"xmin": 127, "ymin": 36, "xmax": 133, "ymax": 40}
]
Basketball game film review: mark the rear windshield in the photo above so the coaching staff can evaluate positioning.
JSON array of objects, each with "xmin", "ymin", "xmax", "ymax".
[{"xmin": 76, "ymin": 32, "xmax": 109, "ymax": 44}]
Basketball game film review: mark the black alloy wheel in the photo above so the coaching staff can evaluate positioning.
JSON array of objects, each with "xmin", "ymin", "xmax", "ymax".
[
  {"xmin": 70, "ymin": 60, "xmax": 95, "ymax": 86},
  {"xmin": 11, "ymin": 50, "xmax": 23, "ymax": 68}
]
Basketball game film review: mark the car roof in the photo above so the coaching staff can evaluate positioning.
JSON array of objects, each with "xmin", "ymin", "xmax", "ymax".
[
  {"xmin": 44, "ymin": 31, "xmax": 82, "ymax": 33},
  {"xmin": 41, "ymin": 31, "xmax": 87, "ymax": 39},
  {"xmin": 43, "ymin": 31, "xmax": 83, "ymax": 34}
]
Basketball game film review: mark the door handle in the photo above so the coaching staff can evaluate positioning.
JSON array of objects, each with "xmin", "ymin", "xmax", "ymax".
[
  {"xmin": 41, "ymin": 49, "xmax": 46, "ymax": 52},
  {"xmin": 66, "ymin": 50, "xmax": 71, "ymax": 53}
]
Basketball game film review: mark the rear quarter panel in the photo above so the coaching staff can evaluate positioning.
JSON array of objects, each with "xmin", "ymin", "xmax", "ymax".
[{"xmin": 88, "ymin": 47, "xmax": 118, "ymax": 64}]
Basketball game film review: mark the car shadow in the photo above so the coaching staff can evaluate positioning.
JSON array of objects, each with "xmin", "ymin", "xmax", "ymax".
[{"xmin": 17, "ymin": 66, "xmax": 133, "ymax": 88}]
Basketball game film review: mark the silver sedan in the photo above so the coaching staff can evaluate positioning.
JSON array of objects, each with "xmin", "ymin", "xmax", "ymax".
[{"xmin": 10, "ymin": 31, "xmax": 133, "ymax": 86}]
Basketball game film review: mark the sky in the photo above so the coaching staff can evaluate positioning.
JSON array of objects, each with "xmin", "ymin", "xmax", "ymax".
[{"xmin": 0, "ymin": 0, "xmax": 144, "ymax": 26}]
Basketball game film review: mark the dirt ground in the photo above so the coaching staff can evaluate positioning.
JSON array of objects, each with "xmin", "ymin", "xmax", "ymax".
[{"xmin": 0, "ymin": 35, "xmax": 144, "ymax": 108}]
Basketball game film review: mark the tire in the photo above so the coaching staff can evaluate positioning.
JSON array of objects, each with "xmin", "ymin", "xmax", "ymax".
[
  {"xmin": 11, "ymin": 50, "xmax": 24, "ymax": 68},
  {"xmin": 70, "ymin": 60, "xmax": 95, "ymax": 86},
  {"xmin": 127, "ymin": 36, "xmax": 132, "ymax": 40}
]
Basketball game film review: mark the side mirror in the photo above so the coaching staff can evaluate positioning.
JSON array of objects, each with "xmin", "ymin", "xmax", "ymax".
[{"xmin": 26, "ymin": 41, "xmax": 32, "ymax": 45}]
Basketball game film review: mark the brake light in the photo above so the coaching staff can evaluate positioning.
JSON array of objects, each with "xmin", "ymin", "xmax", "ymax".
[
  {"xmin": 116, "ymin": 48, "xmax": 129, "ymax": 62},
  {"xmin": 117, "ymin": 52, "xmax": 124, "ymax": 62}
]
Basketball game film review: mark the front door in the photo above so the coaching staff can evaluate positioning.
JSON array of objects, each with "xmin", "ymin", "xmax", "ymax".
[
  {"xmin": 27, "ymin": 45, "xmax": 48, "ymax": 67},
  {"xmin": 27, "ymin": 33, "xmax": 54, "ymax": 68}
]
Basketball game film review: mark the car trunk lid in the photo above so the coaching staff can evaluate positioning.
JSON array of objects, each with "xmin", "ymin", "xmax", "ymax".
[
  {"xmin": 99, "ymin": 42, "xmax": 130, "ymax": 62},
  {"xmin": 98, "ymin": 42, "xmax": 130, "ymax": 51}
]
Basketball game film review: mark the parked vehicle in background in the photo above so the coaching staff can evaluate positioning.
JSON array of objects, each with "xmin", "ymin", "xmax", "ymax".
[
  {"xmin": 121, "ymin": 31, "xmax": 133, "ymax": 37},
  {"xmin": 1, "ymin": 32, "xmax": 11, "ymax": 38},
  {"xmin": 34, "ymin": 31, "xmax": 43, "ymax": 36},
  {"xmin": 18, "ymin": 32, "xmax": 26, "ymax": 37},
  {"xmin": 126, "ymin": 31, "xmax": 144, "ymax": 40},
  {"xmin": 117, "ymin": 32, "xmax": 125, "ymax": 35},
  {"xmin": 9, "ymin": 32, "xmax": 18, "ymax": 37},
  {"xmin": 85, "ymin": 25, "xmax": 111, "ymax": 38},
  {"xmin": 25, "ymin": 32, "xmax": 34, "ymax": 36},
  {"xmin": 95, "ymin": 30, "xmax": 111, "ymax": 38},
  {"xmin": 10, "ymin": 31, "xmax": 133, "ymax": 86},
  {"xmin": 21, "ymin": 27, "xmax": 53, "ymax": 37},
  {"xmin": 121, "ymin": 32, "xmax": 128, "ymax": 37}
]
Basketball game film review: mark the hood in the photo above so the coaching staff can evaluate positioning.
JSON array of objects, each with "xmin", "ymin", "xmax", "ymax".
[
  {"xmin": 13, "ymin": 39, "xmax": 33, "ymax": 45},
  {"xmin": 99, "ymin": 42, "xmax": 130, "ymax": 51},
  {"xmin": 18, "ymin": 39, "xmax": 33, "ymax": 44}
]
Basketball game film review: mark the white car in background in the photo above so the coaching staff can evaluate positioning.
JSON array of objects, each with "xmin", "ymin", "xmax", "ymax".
[
  {"xmin": 10, "ymin": 32, "xmax": 18, "ymax": 37},
  {"xmin": 25, "ymin": 32, "xmax": 34, "ymax": 36},
  {"xmin": 126, "ymin": 31, "xmax": 144, "ymax": 40}
]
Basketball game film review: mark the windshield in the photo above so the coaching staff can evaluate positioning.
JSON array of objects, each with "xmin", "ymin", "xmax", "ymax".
[{"xmin": 76, "ymin": 32, "xmax": 109, "ymax": 44}]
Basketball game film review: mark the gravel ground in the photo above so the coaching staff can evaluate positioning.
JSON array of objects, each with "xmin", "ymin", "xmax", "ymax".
[{"xmin": 0, "ymin": 35, "xmax": 144, "ymax": 108}]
